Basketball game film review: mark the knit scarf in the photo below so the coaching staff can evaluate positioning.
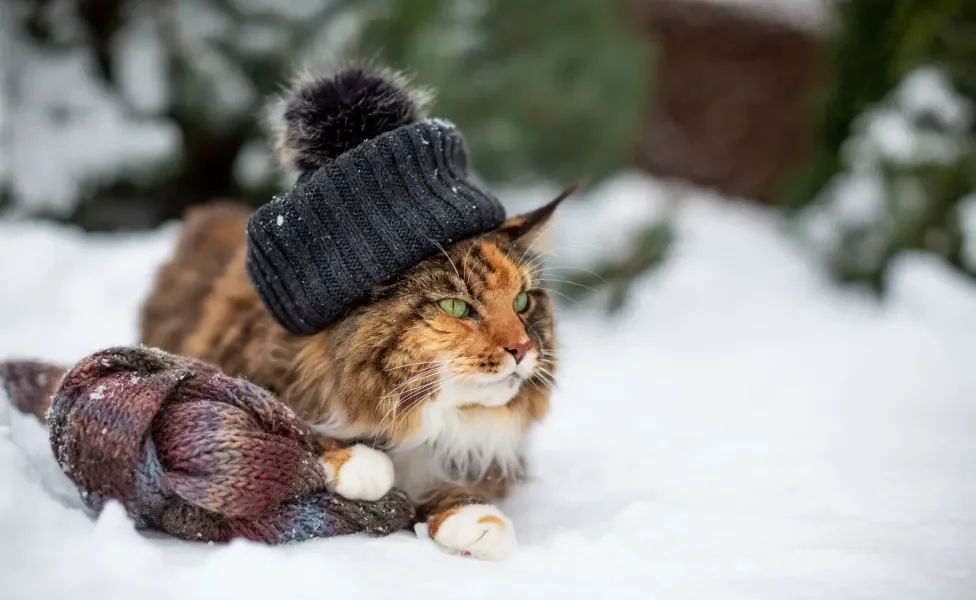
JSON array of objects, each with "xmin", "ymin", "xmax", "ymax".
[{"xmin": 0, "ymin": 346, "xmax": 414, "ymax": 544}]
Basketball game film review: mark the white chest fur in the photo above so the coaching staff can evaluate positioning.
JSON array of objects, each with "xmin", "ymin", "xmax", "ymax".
[{"xmin": 388, "ymin": 398, "xmax": 528, "ymax": 500}]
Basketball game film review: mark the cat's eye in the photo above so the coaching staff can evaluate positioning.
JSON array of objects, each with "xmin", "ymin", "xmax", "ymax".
[
  {"xmin": 438, "ymin": 298, "xmax": 470, "ymax": 318},
  {"xmin": 514, "ymin": 292, "xmax": 529, "ymax": 313}
]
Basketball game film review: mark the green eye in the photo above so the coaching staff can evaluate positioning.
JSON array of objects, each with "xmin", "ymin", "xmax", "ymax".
[
  {"xmin": 438, "ymin": 298, "xmax": 470, "ymax": 318},
  {"xmin": 514, "ymin": 292, "xmax": 529, "ymax": 313}
]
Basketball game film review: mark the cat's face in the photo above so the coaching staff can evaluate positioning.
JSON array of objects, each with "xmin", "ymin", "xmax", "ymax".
[
  {"xmin": 313, "ymin": 188, "xmax": 573, "ymax": 439},
  {"xmin": 393, "ymin": 232, "xmax": 555, "ymax": 409},
  {"xmin": 376, "ymin": 198, "xmax": 562, "ymax": 410}
]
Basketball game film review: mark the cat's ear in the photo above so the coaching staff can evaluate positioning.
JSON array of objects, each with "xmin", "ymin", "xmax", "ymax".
[{"xmin": 497, "ymin": 180, "xmax": 584, "ymax": 246}]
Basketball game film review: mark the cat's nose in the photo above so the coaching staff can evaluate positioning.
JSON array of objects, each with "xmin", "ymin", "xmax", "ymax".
[{"xmin": 503, "ymin": 339, "xmax": 533, "ymax": 364}]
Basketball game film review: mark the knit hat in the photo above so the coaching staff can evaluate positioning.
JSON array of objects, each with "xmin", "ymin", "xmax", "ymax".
[{"xmin": 246, "ymin": 67, "xmax": 507, "ymax": 335}]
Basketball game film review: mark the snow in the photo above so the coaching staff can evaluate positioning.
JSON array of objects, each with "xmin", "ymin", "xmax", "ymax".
[
  {"xmin": 838, "ymin": 67, "xmax": 972, "ymax": 175},
  {"xmin": 862, "ymin": 68, "xmax": 973, "ymax": 167},
  {"xmin": 2, "ymin": 175, "xmax": 976, "ymax": 598},
  {"xmin": 898, "ymin": 68, "xmax": 972, "ymax": 131}
]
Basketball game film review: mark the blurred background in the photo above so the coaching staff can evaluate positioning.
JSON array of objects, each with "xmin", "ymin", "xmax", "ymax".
[
  {"xmin": 1, "ymin": 0, "xmax": 975, "ymax": 301},
  {"xmin": 4, "ymin": 3, "xmax": 976, "ymax": 595}
]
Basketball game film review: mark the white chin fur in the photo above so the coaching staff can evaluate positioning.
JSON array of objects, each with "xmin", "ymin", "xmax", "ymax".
[
  {"xmin": 441, "ymin": 349, "xmax": 539, "ymax": 409},
  {"xmin": 515, "ymin": 349, "xmax": 538, "ymax": 379},
  {"xmin": 439, "ymin": 372, "xmax": 520, "ymax": 408}
]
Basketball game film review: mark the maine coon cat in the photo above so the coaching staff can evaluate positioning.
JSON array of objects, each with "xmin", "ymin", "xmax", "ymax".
[{"xmin": 140, "ymin": 66, "xmax": 572, "ymax": 560}]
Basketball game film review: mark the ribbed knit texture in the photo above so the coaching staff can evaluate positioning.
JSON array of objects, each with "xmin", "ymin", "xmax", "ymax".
[
  {"xmin": 246, "ymin": 118, "xmax": 506, "ymax": 334},
  {"xmin": 0, "ymin": 347, "xmax": 414, "ymax": 544}
]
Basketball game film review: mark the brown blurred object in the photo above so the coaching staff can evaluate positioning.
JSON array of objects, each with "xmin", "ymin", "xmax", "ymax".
[{"xmin": 638, "ymin": 0, "xmax": 827, "ymax": 203}]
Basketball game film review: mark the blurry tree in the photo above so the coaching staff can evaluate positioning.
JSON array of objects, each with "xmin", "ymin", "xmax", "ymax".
[
  {"xmin": 795, "ymin": 67, "xmax": 975, "ymax": 288},
  {"xmin": 784, "ymin": 0, "xmax": 903, "ymax": 210},
  {"xmin": 2, "ymin": 0, "xmax": 355, "ymax": 228},
  {"xmin": 785, "ymin": 0, "xmax": 976, "ymax": 289},
  {"xmin": 352, "ymin": 0, "xmax": 647, "ymax": 185},
  {"xmin": 0, "ymin": 0, "xmax": 647, "ymax": 231}
]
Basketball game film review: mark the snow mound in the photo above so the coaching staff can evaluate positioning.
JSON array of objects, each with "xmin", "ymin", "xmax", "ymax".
[{"xmin": 1, "ymin": 177, "xmax": 975, "ymax": 598}]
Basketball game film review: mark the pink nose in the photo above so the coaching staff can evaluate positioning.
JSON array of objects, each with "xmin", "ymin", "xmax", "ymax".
[{"xmin": 504, "ymin": 340, "xmax": 533, "ymax": 364}]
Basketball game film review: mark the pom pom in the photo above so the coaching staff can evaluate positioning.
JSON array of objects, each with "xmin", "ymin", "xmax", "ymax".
[{"xmin": 270, "ymin": 65, "xmax": 432, "ymax": 172}]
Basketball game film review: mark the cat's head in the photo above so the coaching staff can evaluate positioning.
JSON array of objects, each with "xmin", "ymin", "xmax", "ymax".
[
  {"xmin": 378, "ymin": 186, "xmax": 571, "ymax": 400},
  {"xmin": 263, "ymin": 63, "xmax": 570, "ymax": 439},
  {"xmin": 292, "ymin": 185, "xmax": 574, "ymax": 442}
]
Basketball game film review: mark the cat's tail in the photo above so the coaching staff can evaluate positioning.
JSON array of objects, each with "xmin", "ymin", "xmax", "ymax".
[{"xmin": 0, "ymin": 359, "xmax": 65, "ymax": 423}]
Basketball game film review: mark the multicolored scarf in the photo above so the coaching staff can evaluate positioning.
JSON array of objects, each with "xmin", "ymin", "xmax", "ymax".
[{"xmin": 0, "ymin": 346, "xmax": 413, "ymax": 544}]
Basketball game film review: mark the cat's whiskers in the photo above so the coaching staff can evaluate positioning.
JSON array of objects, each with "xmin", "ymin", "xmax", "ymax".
[
  {"xmin": 533, "ymin": 375, "xmax": 554, "ymax": 390},
  {"xmin": 382, "ymin": 367, "xmax": 442, "ymax": 400},
  {"xmin": 382, "ymin": 355, "xmax": 477, "ymax": 406},
  {"xmin": 526, "ymin": 319, "xmax": 550, "ymax": 335},
  {"xmin": 530, "ymin": 377, "xmax": 554, "ymax": 394},
  {"xmin": 428, "ymin": 238, "xmax": 462, "ymax": 282},
  {"xmin": 514, "ymin": 232, "xmax": 546, "ymax": 274},
  {"xmin": 388, "ymin": 376, "xmax": 448, "ymax": 436},
  {"xmin": 535, "ymin": 264, "xmax": 607, "ymax": 285},
  {"xmin": 525, "ymin": 262, "xmax": 601, "ymax": 290},
  {"xmin": 530, "ymin": 366, "xmax": 556, "ymax": 390},
  {"xmin": 374, "ymin": 396, "xmax": 402, "ymax": 435},
  {"xmin": 534, "ymin": 359, "xmax": 556, "ymax": 375},
  {"xmin": 536, "ymin": 286, "xmax": 580, "ymax": 306},
  {"xmin": 382, "ymin": 362, "xmax": 511, "ymax": 436},
  {"xmin": 512, "ymin": 180, "xmax": 584, "ymax": 272},
  {"xmin": 532, "ymin": 242, "xmax": 613, "ymax": 254},
  {"xmin": 385, "ymin": 357, "xmax": 458, "ymax": 372},
  {"xmin": 377, "ymin": 358, "xmax": 477, "ymax": 435},
  {"xmin": 521, "ymin": 244, "xmax": 609, "ymax": 283},
  {"xmin": 517, "ymin": 247, "xmax": 565, "ymax": 272},
  {"xmin": 376, "ymin": 376, "xmax": 442, "ymax": 435},
  {"xmin": 535, "ymin": 366, "xmax": 556, "ymax": 382},
  {"xmin": 383, "ymin": 356, "xmax": 481, "ymax": 399},
  {"xmin": 528, "ymin": 348, "xmax": 557, "ymax": 392},
  {"xmin": 536, "ymin": 276, "xmax": 598, "ymax": 293}
]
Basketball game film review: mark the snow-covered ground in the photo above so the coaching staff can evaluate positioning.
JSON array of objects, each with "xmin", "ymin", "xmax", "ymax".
[{"xmin": 1, "ymin": 176, "xmax": 975, "ymax": 599}]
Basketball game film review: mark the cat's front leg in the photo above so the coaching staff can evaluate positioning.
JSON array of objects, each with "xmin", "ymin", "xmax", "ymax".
[
  {"xmin": 419, "ymin": 485, "xmax": 517, "ymax": 560},
  {"xmin": 320, "ymin": 442, "xmax": 395, "ymax": 501}
]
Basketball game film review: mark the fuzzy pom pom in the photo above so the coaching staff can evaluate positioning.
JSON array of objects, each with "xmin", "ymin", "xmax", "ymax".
[{"xmin": 270, "ymin": 66, "xmax": 432, "ymax": 172}]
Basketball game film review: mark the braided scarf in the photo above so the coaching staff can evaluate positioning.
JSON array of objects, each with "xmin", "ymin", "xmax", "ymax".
[{"xmin": 0, "ymin": 346, "xmax": 414, "ymax": 544}]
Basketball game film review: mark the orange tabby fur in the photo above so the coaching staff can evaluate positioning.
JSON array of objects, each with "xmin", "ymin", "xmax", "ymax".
[{"xmin": 141, "ymin": 192, "xmax": 569, "ymax": 557}]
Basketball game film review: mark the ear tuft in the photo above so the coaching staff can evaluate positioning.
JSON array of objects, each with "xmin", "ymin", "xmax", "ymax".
[
  {"xmin": 269, "ymin": 65, "xmax": 433, "ymax": 172},
  {"xmin": 499, "ymin": 180, "xmax": 585, "ymax": 246}
]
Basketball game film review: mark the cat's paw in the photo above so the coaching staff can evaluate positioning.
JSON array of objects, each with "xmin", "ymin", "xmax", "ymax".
[
  {"xmin": 429, "ymin": 504, "xmax": 517, "ymax": 560},
  {"xmin": 321, "ymin": 444, "xmax": 395, "ymax": 501}
]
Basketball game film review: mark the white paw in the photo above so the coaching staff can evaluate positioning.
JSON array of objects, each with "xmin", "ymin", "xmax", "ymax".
[
  {"xmin": 322, "ymin": 444, "xmax": 395, "ymax": 501},
  {"xmin": 431, "ymin": 504, "xmax": 517, "ymax": 560}
]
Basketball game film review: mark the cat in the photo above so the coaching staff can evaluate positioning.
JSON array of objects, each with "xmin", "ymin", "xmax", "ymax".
[
  {"xmin": 141, "ymin": 64, "xmax": 576, "ymax": 559},
  {"xmin": 140, "ymin": 185, "xmax": 573, "ymax": 559}
]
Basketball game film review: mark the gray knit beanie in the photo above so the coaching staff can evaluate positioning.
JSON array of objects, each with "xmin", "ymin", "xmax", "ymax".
[{"xmin": 246, "ymin": 67, "xmax": 507, "ymax": 335}]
